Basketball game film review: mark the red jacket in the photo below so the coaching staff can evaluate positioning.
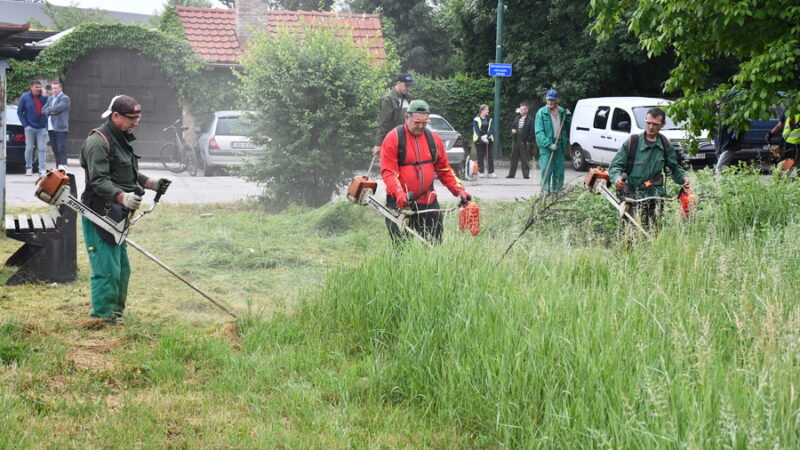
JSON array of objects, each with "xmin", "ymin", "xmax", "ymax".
[{"xmin": 381, "ymin": 124, "xmax": 463, "ymax": 205}]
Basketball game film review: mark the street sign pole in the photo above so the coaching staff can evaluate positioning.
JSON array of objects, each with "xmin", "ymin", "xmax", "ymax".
[{"xmin": 492, "ymin": 0, "xmax": 504, "ymax": 159}]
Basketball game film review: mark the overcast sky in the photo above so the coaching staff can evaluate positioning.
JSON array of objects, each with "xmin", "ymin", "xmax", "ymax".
[{"xmin": 48, "ymin": 0, "xmax": 228, "ymax": 16}]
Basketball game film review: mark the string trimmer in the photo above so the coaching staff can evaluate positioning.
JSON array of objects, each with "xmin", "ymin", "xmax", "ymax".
[{"xmin": 34, "ymin": 170, "xmax": 238, "ymax": 318}]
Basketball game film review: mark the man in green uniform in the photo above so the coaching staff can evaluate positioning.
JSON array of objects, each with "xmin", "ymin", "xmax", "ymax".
[
  {"xmin": 80, "ymin": 95, "xmax": 168, "ymax": 326},
  {"xmin": 373, "ymin": 73, "xmax": 413, "ymax": 155},
  {"xmin": 609, "ymin": 107, "xmax": 689, "ymax": 228},
  {"xmin": 534, "ymin": 89, "xmax": 571, "ymax": 193}
]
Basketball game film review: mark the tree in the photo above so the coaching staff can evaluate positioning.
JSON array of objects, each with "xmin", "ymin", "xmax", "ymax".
[
  {"xmin": 346, "ymin": 0, "xmax": 455, "ymax": 75},
  {"xmin": 591, "ymin": 0, "xmax": 800, "ymax": 141},
  {"xmin": 236, "ymin": 26, "xmax": 386, "ymax": 207},
  {"xmin": 28, "ymin": 1, "xmax": 113, "ymax": 31},
  {"xmin": 441, "ymin": 0, "xmax": 676, "ymax": 110}
]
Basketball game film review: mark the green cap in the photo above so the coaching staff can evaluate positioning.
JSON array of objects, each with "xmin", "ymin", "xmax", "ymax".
[{"xmin": 407, "ymin": 99, "xmax": 430, "ymax": 114}]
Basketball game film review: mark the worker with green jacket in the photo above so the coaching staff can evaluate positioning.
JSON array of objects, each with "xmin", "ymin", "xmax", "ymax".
[
  {"xmin": 79, "ymin": 95, "xmax": 169, "ymax": 327},
  {"xmin": 373, "ymin": 73, "xmax": 413, "ymax": 155},
  {"xmin": 609, "ymin": 107, "xmax": 689, "ymax": 228},
  {"xmin": 535, "ymin": 89, "xmax": 572, "ymax": 193}
]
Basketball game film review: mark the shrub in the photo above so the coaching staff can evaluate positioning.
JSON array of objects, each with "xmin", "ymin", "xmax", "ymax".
[{"xmin": 236, "ymin": 25, "xmax": 387, "ymax": 207}]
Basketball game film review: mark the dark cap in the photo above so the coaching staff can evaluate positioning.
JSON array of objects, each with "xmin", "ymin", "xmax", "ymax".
[
  {"xmin": 101, "ymin": 95, "xmax": 141, "ymax": 119},
  {"xmin": 396, "ymin": 73, "xmax": 414, "ymax": 85}
]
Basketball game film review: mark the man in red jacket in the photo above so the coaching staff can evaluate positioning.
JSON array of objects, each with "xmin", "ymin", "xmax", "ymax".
[{"xmin": 381, "ymin": 99, "xmax": 472, "ymax": 242}]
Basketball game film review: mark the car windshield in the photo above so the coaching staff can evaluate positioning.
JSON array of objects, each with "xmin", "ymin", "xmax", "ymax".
[
  {"xmin": 632, "ymin": 106, "xmax": 685, "ymax": 130},
  {"xmin": 428, "ymin": 116, "xmax": 454, "ymax": 133},
  {"xmin": 215, "ymin": 116, "xmax": 253, "ymax": 136}
]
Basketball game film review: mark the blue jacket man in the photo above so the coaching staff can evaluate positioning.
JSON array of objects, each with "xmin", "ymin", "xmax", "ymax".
[
  {"xmin": 17, "ymin": 80, "xmax": 49, "ymax": 175},
  {"xmin": 43, "ymin": 81, "xmax": 71, "ymax": 169}
]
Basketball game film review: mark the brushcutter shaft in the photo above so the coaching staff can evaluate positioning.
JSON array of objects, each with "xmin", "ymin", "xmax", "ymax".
[{"xmin": 123, "ymin": 238, "xmax": 238, "ymax": 318}]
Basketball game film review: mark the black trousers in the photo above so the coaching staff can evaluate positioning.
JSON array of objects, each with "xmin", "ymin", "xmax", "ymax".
[
  {"xmin": 475, "ymin": 141, "xmax": 494, "ymax": 174},
  {"xmin": 508, "ymin": 136, "xmax": 531, "ymax": 178},
  {"xmin": 385, "ymin": 196, "xmax": 443, "ymax": 244}
]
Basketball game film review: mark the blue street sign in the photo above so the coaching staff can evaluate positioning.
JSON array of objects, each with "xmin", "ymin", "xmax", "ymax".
[{"xmin": 488, "ymin": 63, "xmax": 512, "ymax": 77}]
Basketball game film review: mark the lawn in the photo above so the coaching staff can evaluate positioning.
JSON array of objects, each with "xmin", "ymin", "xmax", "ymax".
[{"xmin": 2, "ymin": 168, "xmax": 799, "ymax": 447}]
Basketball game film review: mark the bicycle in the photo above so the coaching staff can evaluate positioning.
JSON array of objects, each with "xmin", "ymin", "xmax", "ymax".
[{"xmin": 160, "ymin": 119, "xmax": 198, "ymax": 176}]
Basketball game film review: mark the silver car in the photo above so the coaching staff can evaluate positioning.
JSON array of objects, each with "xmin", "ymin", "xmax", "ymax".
[
  {"xmin": 428, "ymin": 114, "xmax": 466, "ymax": 176},
  {"xmin": 197, "ymin": 111, "xmax": 265, "ymax": 176}
]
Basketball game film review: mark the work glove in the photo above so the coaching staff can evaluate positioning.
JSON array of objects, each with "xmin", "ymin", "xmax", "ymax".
[
  {"xmin": 481, "ymin": 135, "xmax": 489, "ymax": 144},
  {"xmin": 117, "ymin": 192, "xmax": 142, "ymax": 210},
  {"xmin": 549, "ymin": 143, "xmax": 557, "ymax": 151},
  {"xmin": 458, "ymin": 190, "xmax": 473, "ymax": 206},
  {"xmin": 394, "ymin": 192, "xmax": 409, "ymax": 209},
  {"xmin": 149, "ymin": 178, "xmax": 171, "ymax": 192}
]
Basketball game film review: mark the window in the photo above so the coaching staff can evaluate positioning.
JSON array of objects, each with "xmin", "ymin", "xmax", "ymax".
[
  {"xmin": 611, "ymin": 108, "xmax": 632, "ymax": 132},
  {"xmin": 631, "ymin": 106, "xmax": 685, "ymax": 130},
  {"xmin": 215, "ymin": 116, "xmax": 252, "ymax": 136},
  {"xmin": 593, "ymin": 106, "xmax": 610, "ymax": 129},
  {"xmin": 428, "ymin": 116, "xmax": 454, "ymax": 133}
]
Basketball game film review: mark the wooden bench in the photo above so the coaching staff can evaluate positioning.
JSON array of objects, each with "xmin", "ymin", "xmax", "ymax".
[{"xmin": 4, "ymin": 174, "xmax": 78, "ymax": 286}]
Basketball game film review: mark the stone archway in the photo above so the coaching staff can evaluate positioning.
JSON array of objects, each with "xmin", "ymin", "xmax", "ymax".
[{"xmin": 64, "ymin": 48, "xmax": 181, "ymax": 160}]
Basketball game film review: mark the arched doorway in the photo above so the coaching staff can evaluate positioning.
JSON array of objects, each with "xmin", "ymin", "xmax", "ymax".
[{"xmin": 64, "ymin": 48, "xmax": 181, "ymax": 160}]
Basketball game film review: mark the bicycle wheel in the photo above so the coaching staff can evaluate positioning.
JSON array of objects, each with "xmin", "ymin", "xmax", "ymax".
[
  {"xmin": 160, "ymin": 142, "xmax": 184, "ymax": 173},
  {"xmin": 185, "ymin": 145, "xmax": 198, "ymax": 177}
]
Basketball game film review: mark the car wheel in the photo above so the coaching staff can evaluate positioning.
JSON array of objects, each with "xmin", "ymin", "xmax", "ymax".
[
  {"xmin": 203, "ymin": 161, "xmax": 215, "ymax": 177},
  {"xmin": 571, "ymin": 145, "xmax": 588, "ymax": 171}
]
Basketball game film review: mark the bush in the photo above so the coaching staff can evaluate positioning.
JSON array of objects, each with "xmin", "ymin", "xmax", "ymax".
[{"xmin": 236, "ymin": 26, "xmax": 387, "ymax": 207}]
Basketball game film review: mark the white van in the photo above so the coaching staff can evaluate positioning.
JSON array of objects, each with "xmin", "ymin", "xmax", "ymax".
[{"xmin": 569, "ymin": 97, "xmax": 695, "ymax": 171}]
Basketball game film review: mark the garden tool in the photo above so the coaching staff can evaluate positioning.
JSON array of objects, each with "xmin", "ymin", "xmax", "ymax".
[
  {"xmin": 583, "ymin": 168, "xmax": 651, "ymax": 238},
  {"xmin": 34, "ymin": 170, "xmax": 238, "ymax": 318}
]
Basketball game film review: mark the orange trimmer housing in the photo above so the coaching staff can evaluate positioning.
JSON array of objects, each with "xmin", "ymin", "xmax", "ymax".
[
  {"xmin": 346, "ymin": 176, "xmax": 378, "ymax": 204},
  {"xmin": 584, "ymin": 168, "xmax": 610, "ymax": 191},
  {"xmin": 35, "ymin": 169, "xmax": 71, "ymax": 203}
]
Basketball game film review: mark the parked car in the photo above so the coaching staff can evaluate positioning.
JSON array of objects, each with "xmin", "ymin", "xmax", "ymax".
[
  {"xmin": 427, "ymin": 114, "xmax": 466, "ymax": 176},
  {"xmin": 5, "ymin": 104, "xmax": 36, "ymax": 172},
  {"xmin": 196, "ymin": 111, "xmax": 264, "ymax": 176},
  {"xmin": 569, "ymin": 97, "xmax": 707, "ymax": 171}
]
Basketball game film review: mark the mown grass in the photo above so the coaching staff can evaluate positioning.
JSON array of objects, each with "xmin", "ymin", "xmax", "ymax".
[{"xmin": 2, "ymin": 169, "xmax": 800, "ymax": 447}]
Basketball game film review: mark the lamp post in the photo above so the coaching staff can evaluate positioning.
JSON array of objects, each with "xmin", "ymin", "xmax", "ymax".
[{"xmin": 492, "ymin": 0, "xmax": 504, "ymax": 159}]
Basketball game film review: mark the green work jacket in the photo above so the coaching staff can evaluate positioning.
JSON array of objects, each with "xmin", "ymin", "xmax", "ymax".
[
  {"xmin": 609, "ymin": 133, "xmax": 686, "ymax": 198},
  {"xmin": 374, "ymin": 88, "xmax": 412, "ymax": 147},
  {"xmin": 80, "ymin": 120, "xmax": 149, "ymax": 202},
  {"xmin": 534, "ymin": 105, "xmax": 571, "ymax": 153}
]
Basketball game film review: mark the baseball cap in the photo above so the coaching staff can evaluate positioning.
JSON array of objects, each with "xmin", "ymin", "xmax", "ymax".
[
  {"xmin": 397, "ymin": 73, "xmax": 414, "ymax": 86},
  {"xmin": 546, "ymin": 89, "xmax": 559, "ymax": 100},
  {"xmin": 101, "ymin": 95, "xmax": 141, "ymax": 119},
  {"xmin": 407, "ymin": 99, "xmax": 430, "ymax": 115}
]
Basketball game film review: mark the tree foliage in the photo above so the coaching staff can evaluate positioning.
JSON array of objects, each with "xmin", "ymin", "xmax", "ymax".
[
  {"xmin": 591, "ymin": 0, "xmax": 800, "ymax": 140},
  {"xmin": 347, "ymin": 0, "xmax": 455, "ymax": 75},
  {"xmin": 441, "ymin": 0, "xmax": 675, "ymax": 110},
  {"xmin": 28, "ymin": 1, "xmax": 114, "ymax": 31},
  {"xmin": 236, "ymin": 26, "xmax": 386, "ymax": 207}
]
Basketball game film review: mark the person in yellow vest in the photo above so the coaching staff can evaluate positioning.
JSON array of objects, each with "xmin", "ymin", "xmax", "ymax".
[
  {"xmin": 767, "ymin": 110, "xmax": 800, "ymax": 159},
  {"xmin": 472, "ymin": 104, "xmax": 495, "ymax": 178}
]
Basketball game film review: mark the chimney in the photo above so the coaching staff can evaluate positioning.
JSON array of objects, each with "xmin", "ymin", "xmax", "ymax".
[{"xmin": 236, "ymin": 0, "xmax": 268, "ymax": 51}]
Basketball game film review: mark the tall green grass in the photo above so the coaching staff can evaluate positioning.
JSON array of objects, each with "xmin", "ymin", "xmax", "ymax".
[{"xmin": 292, "ymin": 171, "xmax": 800, "ymax": 447}]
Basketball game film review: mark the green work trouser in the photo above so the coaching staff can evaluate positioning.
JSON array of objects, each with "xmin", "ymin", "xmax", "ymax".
[
  {"xmin": 539, "ymin": 147, "xmax": 564, "ymax": 193},
  {"xmin": 82, "ymin": 216, "xmax": 130, "ymax": 318}
]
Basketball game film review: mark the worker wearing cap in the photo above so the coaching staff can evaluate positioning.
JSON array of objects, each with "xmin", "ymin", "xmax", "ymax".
[
  {"xmin": 535, "ymin": 89, "xmax": 572, "ymax": 193},
  {"xmin": 380, "ymin": 99, "xmax": 472, "ymax": 242},
  {"xmin": 79, "ymin": 95, "xmax": 169, "ymax": 326},
  {"xmin": 767, "ymin": 109, "xmax": 800, "ymax": 160},
  {"xmin": 373, "ymin": 73, "xmax": 414, "ymax": 155}
]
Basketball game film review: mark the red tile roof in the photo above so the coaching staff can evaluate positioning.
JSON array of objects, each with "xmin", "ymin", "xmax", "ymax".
[
  {"xmin": 175, "ymin": 7, "xmax": 386, "ymax": 65},
  {"xmin": 175, "ymin": 7, "xmax": 239, "ymax": 63}
]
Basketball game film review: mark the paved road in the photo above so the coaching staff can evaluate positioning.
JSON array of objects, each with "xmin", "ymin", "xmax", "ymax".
[{"xmin": 4, "ymin": 159, "xmax": 584, "ymax": 207}]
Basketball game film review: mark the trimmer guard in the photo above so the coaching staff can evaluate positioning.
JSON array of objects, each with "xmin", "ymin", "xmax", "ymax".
[{"xmin": 584, "ymin": 168, "xmax": 610, "ymax": 192}]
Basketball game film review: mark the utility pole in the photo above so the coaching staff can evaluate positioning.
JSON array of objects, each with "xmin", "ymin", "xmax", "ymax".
[{"xmin": 492, "ymin": 0, "xmax": 504, "ymax": 159}]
